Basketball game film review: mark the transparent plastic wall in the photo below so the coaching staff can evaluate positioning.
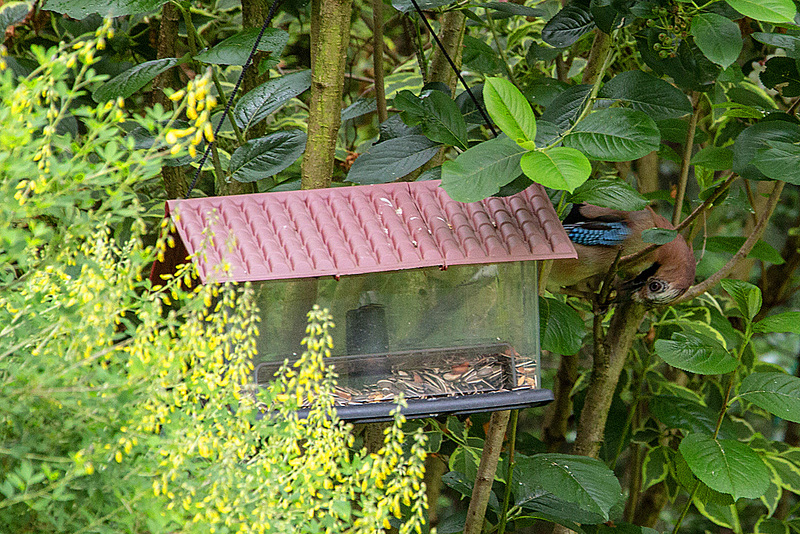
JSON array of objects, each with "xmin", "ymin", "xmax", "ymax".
[{"xmin": 252, "ymin": 260, "xmax": 540, "ymax": 392}]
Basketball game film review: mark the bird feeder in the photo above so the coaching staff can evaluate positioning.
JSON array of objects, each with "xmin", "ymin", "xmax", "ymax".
[{"xmin": 152, "ymin": 180, "xmax": 577, "ymax": 423}]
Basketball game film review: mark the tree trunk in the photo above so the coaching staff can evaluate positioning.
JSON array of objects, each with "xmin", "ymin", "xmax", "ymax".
[{"xmin": 302, "ymin": 0, "xmax": 352, "ymax": 190}]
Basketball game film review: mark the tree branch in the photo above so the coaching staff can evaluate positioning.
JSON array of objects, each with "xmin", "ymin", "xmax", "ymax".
[
  {"xmin": 677, "ymin": 180, "xmax": 785, "ymax": 303},
  {"xmin": 463, "ymin": 410, "xmax": 510, "ymax": 534},
  {"xmin": 672, "ymin": 92, "xmax": 701, "ymax": 226}
]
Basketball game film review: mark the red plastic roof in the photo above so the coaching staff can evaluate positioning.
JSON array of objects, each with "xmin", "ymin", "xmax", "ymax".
[{"xmin": 161, "ymin": 180, "xmax": 576, "ymax": 283}]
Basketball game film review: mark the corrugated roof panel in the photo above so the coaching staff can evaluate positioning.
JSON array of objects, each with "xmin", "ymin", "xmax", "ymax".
[{"xmin": 164, "ymin": 180, "xmax": 577, "ymax": 283}]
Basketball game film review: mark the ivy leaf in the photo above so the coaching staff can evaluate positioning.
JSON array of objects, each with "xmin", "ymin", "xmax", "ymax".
[
  {"xmin": 394, "ymin": 90, "xmax": 468, "ymax": 150},
  {"xmin": 229, "ymin": 130, "xmax": 306, "ymax": 183},
  {"xmin": 520, "ymin": 148, "xmax": 591, "ymax": 193},
  {"xmin": 441, "ymin": 135, "xmax": 525, "ymax": 202},
  {"xmin": 690, "ymin": 13, "xmax": 742, "ymax": 69},
  {"xmin": 655, "ymin": 331, "xmax": 738, "ymax": 375},
  {"xmin": 233, "ymin": 70, "xmax": 312, "ymax": 133},
  {"xmin": 755, "ymin": 312, "xmax": 800, "ymax": 334},
  {"xmin": 563, "ymin": 108, "xmax": 660, "ymax": 162},
  {"xmin": 346, "ymin": 135, "xmax": 440, "ymax": 185},
  {"xmin": 567, "ymin": 178, "xmax": 649, "ymax": 211},
  {"xmin": 539, "ymin": 297, "xmax": 584, "ymax": 355},
  {"xmin": 194, "ymin": 28, "xmax": 289, "ymax": 67},
  {"xmin": 738, "ymin": 372, "xmax": 800, "ymax": 423},
  {"xmin": 542, "ymin": 4, "xmax": 596, "ymax": 48},
  {"xmin": 720, "ymin": 279, "xmax": 762, "ymax": 322},
  {"xmin": 723, "ymin": 0, "xmax": 796, "ymax": 24},
  {"xmin": 599, "ymin": 71, "xmax": 692, "ymax": 120},
  {"xmin": 92, "ymin": 58, "xmax": 179, "ymax": 103},
  {"xmin": 679, "ymin": 433, "xmax": 770, "ymax": 500},
  {"xmin": 483, "ymin": 77, "xmax": 536, "ymax": 147}
]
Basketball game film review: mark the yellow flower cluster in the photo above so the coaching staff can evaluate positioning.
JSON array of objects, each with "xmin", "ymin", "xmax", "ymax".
[{"xmin": 165, "ymin": 69, "xmax": 218, "ymax": 159}]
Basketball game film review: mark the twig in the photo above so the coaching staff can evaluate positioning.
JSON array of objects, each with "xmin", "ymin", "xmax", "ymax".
[
  {"xmin": 676, "ymin": 180, "xmax": 786, "ymax": 303},
  {"xmin": 672, "ymin": 92, "xmax": 701, "ymax": 226},
  {"xmin": 372, "ymin": 0, "xmax": 388, "ymax": 123}
]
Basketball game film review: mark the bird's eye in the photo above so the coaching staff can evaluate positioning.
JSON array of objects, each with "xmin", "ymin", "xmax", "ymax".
[{"xmin": 648, "ymin": 280, "xmax": 667, "ymax": 293}]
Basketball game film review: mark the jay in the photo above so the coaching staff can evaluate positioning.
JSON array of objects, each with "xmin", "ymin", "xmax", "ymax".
[{"xmin": 548, "ymin": 204, "xmax": 696, "ymax": 305}]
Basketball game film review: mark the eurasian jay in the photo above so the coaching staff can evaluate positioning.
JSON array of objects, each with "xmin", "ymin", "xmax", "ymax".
[{"xmin": 548, "ymin": 204, "xmax": 696, "ymax": 304}]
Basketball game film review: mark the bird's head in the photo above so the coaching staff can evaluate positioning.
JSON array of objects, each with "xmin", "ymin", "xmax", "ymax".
[{"xmin": 620, "ymin": 235, "xmax": 696, "ymax": 305}]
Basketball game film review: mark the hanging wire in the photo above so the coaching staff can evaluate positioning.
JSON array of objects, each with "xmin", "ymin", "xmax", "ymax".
[
  {"xmin": 186, "ymin": 0, "xmax": 285, "ymax": 198},
  {"xmin": 408, "ymin": 0, "xmax": 498, "ymax": 137}
]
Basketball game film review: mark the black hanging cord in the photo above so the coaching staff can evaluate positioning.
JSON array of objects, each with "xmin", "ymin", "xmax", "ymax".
[
  {"xmin": 186, "ymin": 0, "xmax": 285, "ymax": 198},
  {"xmin": 408, "ymin": 0, "xmax": 498, "ymax": 137}
]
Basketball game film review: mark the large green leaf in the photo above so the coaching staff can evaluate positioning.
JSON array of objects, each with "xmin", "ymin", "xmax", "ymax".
[
  {"xmin": 679, "ymin": 433, "xmax": 770, "ymax": 500},
  {"xmin": 229, "ymin": 130, "xmax": 306, "ymax": 183},
  {"xmin": 232, "ymin": 70, "xmax": 311, "ymax": 133},
  {"xmin": 563, "ymin": 108, "xmax": 660, "ymax": 162},
  {"xmin": 655, "ymin": 331, "xmax": 738, "ymax": 375},
  {"xmin": 92, "ymin": 58, "xmax": 179, "ymax": 103},
  {"xmin": 724, "ymin": 0, "xmax": 796, "ymax": 23},
  {"xmin": 706, "ymin": 236, "xmax": 785, "ymax": 265},
  {"xmin": 690, "ymin": 13, "xmax": 742, "ymax": 69},
  {"xmin": 0, "ymin": 2, "xmax": 30, "ymax": 31},
  {"xmin": 540, "ymin": 84, "xmax": 592, "ymax": 131},
  {"xmin": 651, "ymin": 395, "xmax": 735, "ymax": 437},
  {"xmin": 755, "ymin": 312, "xmax": 800, "ymax": 334},
  {"xmin": 752, "ymin": 32, "xmax": 800, "ymax": 58},
  {"xmin": 390, "ymin": 0, "xmax": 453, "ymax": 13},
  {"xmin": 637, "ymin": 30, "xmax": 720, "ymax": 92},
  {"xmin": 732, "ymin": 118, "xmax": 800, "ymax": 181},
  {"xmin": 441, "ymin": 135, "xmax": 525, "ymax": 202},
  {"xmin": 539, "ymin": 297, "xmax": 584, "ymax": 355},
  {"xmin": 394, "ymin": 90, "xmax": 468, "ymax": 150},
  {"xmin": 462, "ymin": 36, "xmax": 504, "ymax": 75},
  {"xmin": 720, "ymin": 279, "xmax": 762, "ymax": 322},
  {"xmin": 752, "ymin": 138, "xmax": 800, "ymax": 185},
  {"xmin": 514, "ymin": 453, "xmax": 622, "ymax": 522},
  {"xmin": 42, "ymin": 0, "xmax": 166, "ymax": 17},
  {"xmin": 760, "ymin": 57, "xmax": 800, "ymax": 97},
  {"xmin": 346, "ymin": 135, "xmax": 440, "ymax": 185},
  {"xmin": 738, "ymin": 372, "xmax": 800, "ymax": 423},
  {"xmin": 567, "ymin": 178, "xmax": 649, "ymax": 211},
  {"xmin": 691, "ymin": 146, "xmax": 733, "ymax": 171},
  {"xmin": 194, "ymin": 28, "xmax": 289, "ymax": 67},
  {"xmin": 483, "ymin": 77, "xmax": 536, "ymax": 147},
  {"xmin": 520, "ymin": 148, "xmax": 591, "ymax": 193},
  {"xmin": 599, "ymin": 71, "xmax": 692, "ymax": 120},
  {"xmin": 542, "ymin": 4, "xmax": 596, "ymax": 48}
]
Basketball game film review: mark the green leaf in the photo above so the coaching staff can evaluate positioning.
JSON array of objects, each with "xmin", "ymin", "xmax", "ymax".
[
  {"xmin": 441, "ymin": 135, "xmax": 526, "ymax": 202},
  {"xmin": 520, "ymin": 148, "xmax": 591, "ymax": 193},
  {"xmin": 514, "ymin": 453, "xmax": 622, "ymax": 522},
  {"xmin": 229, "ymin": 130, "xmax": 306, "ymax": 183},
  {"xmin": 765, "ymin": 454, "xmax": 800, "ymax": 493},
  {"xmin": 346, "ymin": 135, "xmax": 440, "ymax": 185},
  {"xmin": 651, "ymin": 395, "xmax": 732, "ymax": 436},
  {"xmin": 760, "ymin": 57, "xmax": 800, "ymax": 97},
  {"xmin": 599, "ymin": 71, "xmax": 692, "ymax": 120},
  {"xmin": 542, "ymin": 4, "xmax": 596, "ymax": 48},
  {"xmin": 691, "ymin": 146, "xmax": 733, "ymax": 171},
  {"xmin": 563, "ymin": 108, "xmax": 660, "ymax": 162},
  {"xmin": 755, "ymin": 518, "xmax": 790, "ymax": 534},
  {"xmin": 750, "ymin": 126, "xmax": 800, "ymax": 185},
  {"xmin": 637, "ymin": 30, "xmax": 721, "ymax": 92},
  {"xmin": 540, "ymin": 84, "xmax": 592, "ymax": 131},
  {"xmin": 483, "ymin": 77, "xmax": 536, "ymax": 146},
  {"xmin": 42, "ymin": 0, "xmax": 166, "ymax": 18},
  {"xmin": 341, "ymin": 98, "xmax": 377, "ymax": 122},
  {"xmin": 706, "ymin": 236, "xmax": 785, "ymax": 265},
  {"xmin": 462, "ymin": 36, "xmax": 504, "ymax": 75},
  {"xmin": 690, "ymin": 13, "xmax": 742, "ymax": 69},
  {"xmin": 390, "ymin": 0, "xmax": 453, "ymax": 13},
  {"xmin": 724, "ymin": 0, "xmax": 796, "ymax": 23},
  {"xmin": 738, "ymin": 372, "xmax": 800, "ymax": 423},
  {"xmin": 642, "ymin": 446, "xmax": 670, "ymax": 491},
  {"xmin": 483, "ymin": 1, "xmax": 545, "ymax": 18},
  {"xmin": 641, "ymin": 228, "xmax": 676, "ymax": 245},
  {"xmin": 679, "ymin": 433, "xmax": 770, "ymax": 500},
  {"xmin": 0, "ymin": 2, "xmax": 31, "ymax": 31},
  {"xmin": 752, "ymin": 32, "xmax": 800, "ymax": 57},
  {"xmin": 755, "ymin": 312, "xmax": 800, "ymax": 334},
  {"xmin": 92, "ymin": 58, "xmax": 179, "ymax": 103},
  {"xmin": 655, "ymin": 331, "xmax": 738, "ymax": 375},
  {"xmin": 394, "ymin": 90, "xmax": 468, "ymax": 150},
  {"xmin": 233, "ymin": 70, "xmax": 312, "ymax": 133},
  {"xmin": 194, "ymin": 28, "xmax": 289, "ymax": 67},
  {"xmin": 720, "ymin": 279, "xmax": 762, "ymax": 321},
  {"xmin": 539, "ymin": 297, "xmax": 584, "ymax": 355},
  {"xmin": 567, "ymin": 178, "xmax": 649, "ymax": 211}
]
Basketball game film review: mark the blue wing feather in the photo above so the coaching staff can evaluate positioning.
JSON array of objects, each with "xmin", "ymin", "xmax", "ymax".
[{"xmin": 565, "ymin": 221, "xmax": 631, "ymax": 246}]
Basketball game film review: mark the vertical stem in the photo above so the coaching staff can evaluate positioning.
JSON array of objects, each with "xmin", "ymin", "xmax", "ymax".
[
  {"xmin": 498, "ymin": 410, "xmax": 519, "ymax": 534},
  {"xmin": 485, "ymin": 9, "xmax": 516, "ymax": 86},
  {"xmin": 372, "ymin": 0, "xmax": 388, "ymax": 123},
  {"xmin": 302, "ymin": 0, "xmax": 352, "ymax": 190},
  {"xmin": 427, "ymin": 9, "xmax": 466, "ymax": 92},
  {"xmin": 463, "ymin": 410, "xmax": 510, "ymax": 534},
  {"xmin": 672, "ymin": 91, "xmax": 700, "ymax": 226}
]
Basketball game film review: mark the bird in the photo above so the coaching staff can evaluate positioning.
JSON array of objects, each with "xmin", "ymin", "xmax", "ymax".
[{"xmin": 547, "ymin": 203, "xmax": 696, "ymax": 305}]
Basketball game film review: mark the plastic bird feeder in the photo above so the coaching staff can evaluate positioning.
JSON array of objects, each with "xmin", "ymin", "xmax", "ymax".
[{"xmin": 151, "ymin": 180, "xmax": 577, "ymax": 423}]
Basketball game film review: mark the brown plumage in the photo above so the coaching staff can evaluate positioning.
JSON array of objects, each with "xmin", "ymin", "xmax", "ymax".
[{"xmin": 547, "ymin": 204, "xmax": 696, "ymax": 304}]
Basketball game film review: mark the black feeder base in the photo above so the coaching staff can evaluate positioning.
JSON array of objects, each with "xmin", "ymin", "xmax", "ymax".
[{"xmin": 299, "ymin": 387, "xmax": 555, "ymax": 424}]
